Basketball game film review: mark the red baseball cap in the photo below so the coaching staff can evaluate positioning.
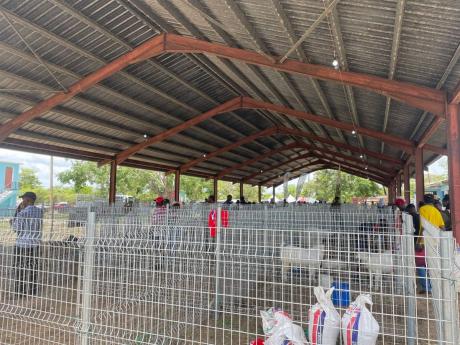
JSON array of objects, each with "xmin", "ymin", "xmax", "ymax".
[
  {"xmin": 395, "ymin": 198, "xmax": 405, "ymax": 207},
  {"xmin": 154, "ymin": 196, "xmax": 164, "ymax": 204}
]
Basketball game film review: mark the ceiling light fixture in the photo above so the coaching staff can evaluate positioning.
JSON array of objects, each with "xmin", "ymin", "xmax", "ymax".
[{"xmin": 332, "ymin": 59, "xmax": 339, "ymax": 69}]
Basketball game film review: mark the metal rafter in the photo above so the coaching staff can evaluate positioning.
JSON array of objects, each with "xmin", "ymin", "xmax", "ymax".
[
  {"xmin": 278, "ymin": 127, "xmax": 403, "ymax": 165},
  {"xmin": 218, "ymin": 0, "xmax": 328, "ymax": 138},
  {"xmin": 0, "ymin": 137, "xmax": 238, "ymax": 183},
  {"xmin": 381, "ymin": 0, "xmax": 405, "ymax": 156},
  {"xmin": 161, "ymin": 34, "xmax": 445, "ymax": 115},
  {"xmin": 243, "ymin": 152, "xmax": 314, "ymax": 182},
  {"xmin": 0, "ymin": 6, "xmax": 267, "ymax": 161},
  {"xmin": 325, "ymin": 1, "xmax": 365, "ymax": 150},
  {"xmin": 216, "ymin": 142, "xmax": 309, "ymax": 179},
  {"xmin": 242, "ymin": 97, "xmax": 417, "ymax": 152},
  {"xmin": 178, "ymin": 125, "xmax": 404, "ymax": 171},
  {"xmin": 214, "ymin": 135, "xmax": 396, "ymax": 182},
  {"xmin": 46, "ymin": 0, "xmax": 275, "ymax": 153},
  {"xmin": 0, "ymin": 69, "xmax": 253, "ymax": 169},
  {"xmin": 155, "ymin": 0, "xmax": 300, "ymax": 146},
  {"xmin": 260, "ymin": 160, "xmax": 324, "ymax": 185},
  {"xmin": 267, "ymin": 163, "xmax": 387, "ymax": 187},
  {"xmin": 107, "ymin": 94, "xmax": 433, "ymax": 169},
  {"xmin": 0, "ymin": 40, "xmax": 252, "ymax": 167},
  {"xmin": 324, "ymin": 164, "xmax": 388, "ymax": 185},
  {"xmin": 110, "ymin": 97, "xmax": 242, "ymax": 165},
  {"xmin": 269, "ymin": 0, "xmax": 347, "ymax": 144},
  {"xmin": 246, "ymin": 147, "xmax": 391, "ymax": 184},
  {"xmin": 400, "ymin": 41, "xmax": 460, "ymax": 161},
  {"xmin": 179, "ymin": 127, "xmax": 277, "ymax": 173},
  {"xmin": 1, "ymin": 6, "xmax": 447, "ymax": 115}
]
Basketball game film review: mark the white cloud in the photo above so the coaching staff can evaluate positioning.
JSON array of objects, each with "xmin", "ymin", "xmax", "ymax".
[{"xmin": 0, "ymin": 148, "xmax": 74, "ymax": 187}]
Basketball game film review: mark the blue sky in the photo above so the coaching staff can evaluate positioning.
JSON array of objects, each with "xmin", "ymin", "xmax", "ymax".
[{"xmin": 0, "ymin": 148, "xmax": 448, "ymax": 188}]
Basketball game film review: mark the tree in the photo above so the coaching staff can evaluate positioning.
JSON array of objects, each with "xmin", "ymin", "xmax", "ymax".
[
  {"xmin": 19, "ymin": 168, "xmax": 47, "ymax": 203},
  {"xmin": 19, "ymin": 168, "xmax": 42, "ymax": 191},
  {"xmin": 58, "ymin": 161, "xmax": 176, "ymax": 201},
  {"xmin": 181, "ymin": 175, "xmax": 213, "ymax": 202},
  {"xmin": 301, "ymin": 170, "xmax": 383, "ymax": 202},
  {"xmin": 58, "ymin": 161, "xmax": 108, "ymax": 194}
]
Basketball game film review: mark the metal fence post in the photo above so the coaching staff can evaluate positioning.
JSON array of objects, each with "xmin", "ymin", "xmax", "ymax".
[
  {"xmin": 401, "ymin": 213, "xmax": 417, "ymax": 345},
  {"xmin": 215, "ymin": 206, "xmax": 222, "ymax": 319},
  {"xmin": 439, "ymin": 231, "xmax": 459, "ymax": 344},
  {"xmin": 80, "ymin": 211, "xmax": 96, "ymax": 345},
  {"xmin": 165, "ymin": 203, "xmax": 169, "ymax": 226}
]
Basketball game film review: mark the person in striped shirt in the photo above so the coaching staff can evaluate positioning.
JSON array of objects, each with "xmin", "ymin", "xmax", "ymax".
[{"xmin": 12, "ymin": 192, "xmax": 43, "ymax": 297}]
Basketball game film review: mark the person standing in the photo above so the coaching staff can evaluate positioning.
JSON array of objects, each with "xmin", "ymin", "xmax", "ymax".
[
  {"xmin": 405, "ymin": 204, "xmax": 420, "ymax": 237},
  {"xmin": 223, "ymin": 195, "xmax": 233, "ymax": 205},
  {"xmin": 394, "ymin": 198, "xmax": 406, "ymax": 212},
  {"xmin": 12, "ymin": 192, "xmax": 43, "ymax": 297},
  {"xmin": 416, "ymin": 194, "xmax": 445, "ymax": 294},
  {"xmin": 434, "ymin": 200, "xmax": 451, "ymax": 231}
]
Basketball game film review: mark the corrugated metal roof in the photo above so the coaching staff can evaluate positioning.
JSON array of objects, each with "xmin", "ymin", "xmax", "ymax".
[{"xmin": 0, "ymin": 0, "xmax": 457, "ymax": 186}]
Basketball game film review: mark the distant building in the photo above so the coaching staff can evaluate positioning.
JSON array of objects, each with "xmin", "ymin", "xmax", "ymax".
[
  {"xmin": 425, "ymin": 178, "xmax": 448, "ymax": 200},
  {"xmin": 0, "ymin": 161, "xmax": 20, "ymax": 209}
]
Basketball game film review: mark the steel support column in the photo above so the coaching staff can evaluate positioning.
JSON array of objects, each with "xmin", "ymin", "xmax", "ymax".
[
  {"xmin": 415, "ymin": 147, "xmax": 424, "ymax": 206},
  {"xmin": 388, "ymin": 181, "xmax": 394, "ymax": 205},
  {"xmin": 174, "ymin": 170, "xmax": 180, "ymax": 202},
  {"xmin": 213, "ymin": 178, "xmax": 218, "ymax": 202},
  {"xmin": 404, "ymin": 163, "xmax": 410, "ymax": 204},
  {"xmin": 240, "ymin": 182, "xmax": 244, "ymax": 201},
  {"xmin": 109, "ymin": 160, "xmax": 117, "ymax": 205},
  {"xmin": 272, "ymin": 185, "xmax": 276, "ymax": 202},
  {"xmin": 447, "ymin": 103, "xmax": 460, "ymax": 243},
  {"xmin": 258, "ymin": 185, "xmax": 262, "ymax": 203},
  {"xmin": 396, "ymin": 173, "xmax": 402, "ymax": 197}
]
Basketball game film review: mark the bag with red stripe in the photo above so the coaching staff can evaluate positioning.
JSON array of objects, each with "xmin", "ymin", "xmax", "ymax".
[
  {"xmin": 260, "ymin": 307, "xmax": 307, "ymax": 345},
  {"xmin": 341, "ymin": 294, "xmax": 379, "ymax": 345},
  {"xmin": 307, "ymin": 287, "xmax": 340, "ymax": 345}
]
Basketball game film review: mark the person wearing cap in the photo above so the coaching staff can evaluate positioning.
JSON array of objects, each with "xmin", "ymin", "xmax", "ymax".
[
  {"xmin": 152, "ymin": 196, "xmax": 166, "ymax": 225},
  {"xmin": 394, "ymin": 198, "xmax": 406, "ymax": 211},
  {"xmin": 154, "ymin": 196, "xmax": 164, "ymax": 207},
  {"xmin": 11, "ymin": 191, "xmax": 43, "ymax": 297}
]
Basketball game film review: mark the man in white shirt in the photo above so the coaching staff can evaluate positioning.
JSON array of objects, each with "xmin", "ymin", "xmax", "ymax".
[{"xmin": 12, "ymin": 192, "xmax": 43, "ymax": 297}]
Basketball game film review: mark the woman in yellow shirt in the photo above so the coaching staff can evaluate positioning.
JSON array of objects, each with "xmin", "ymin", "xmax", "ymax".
[{"xmin": 416, "ymin": 194, "xmax": 445, "ymax": 293}]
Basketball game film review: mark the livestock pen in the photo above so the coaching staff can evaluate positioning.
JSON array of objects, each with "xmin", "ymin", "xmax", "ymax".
[{"xmin": 0, "ymin": 203, "xmax": 458, "ymax": 344}]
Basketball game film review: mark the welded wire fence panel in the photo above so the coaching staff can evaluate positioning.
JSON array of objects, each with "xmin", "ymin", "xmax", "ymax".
[
  {"xmin": 0, "ymin": 206, "xmax": 458, "ymax": 345},
  {"xmin": 0, "ymin": 218, "xmax": 85, "ymax": 345}
]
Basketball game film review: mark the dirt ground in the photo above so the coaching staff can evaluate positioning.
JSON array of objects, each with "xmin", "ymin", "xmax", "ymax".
[{"xmin": 1, "ymin": 275, "xmax": 458, "ymax": 345}]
